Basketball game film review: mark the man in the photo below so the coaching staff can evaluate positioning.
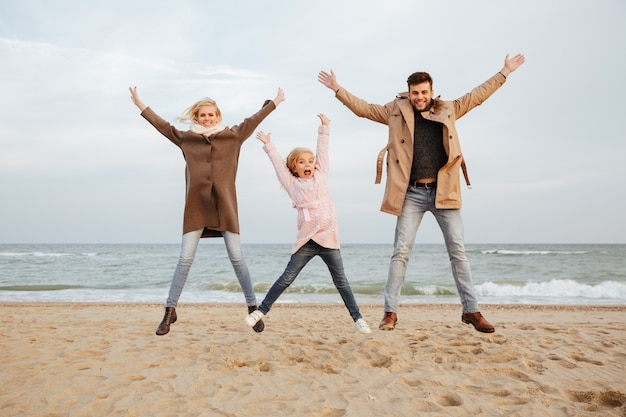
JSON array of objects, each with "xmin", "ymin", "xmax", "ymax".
[{"xmin": 318, "ymin": 53, "xmax": 525, "ymax": 333}]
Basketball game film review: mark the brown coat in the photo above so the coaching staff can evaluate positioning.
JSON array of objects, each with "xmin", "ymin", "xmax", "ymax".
[
  {"xmin": 334, "ymin": 72, "xmax": 506, "ymax": 215},
  {"xmin": 141, "ymin": 100, "xmax": 276, "ymax": 237}
]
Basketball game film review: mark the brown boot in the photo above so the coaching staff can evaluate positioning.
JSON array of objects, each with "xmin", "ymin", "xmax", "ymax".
[
  {"xmin": 156, "ymin": 307, "xmax": 177, "ymax": 336},
  {"xmin": 248, "ymin": 305, "xmax": 265, "ymax": 333},
  {"xmin": 461, "ymin": 312, "xmax": 495, "ymax": 333},
  {"xmin": 379, "ymin": 312, "xmax": 397, "ymax": 330}
]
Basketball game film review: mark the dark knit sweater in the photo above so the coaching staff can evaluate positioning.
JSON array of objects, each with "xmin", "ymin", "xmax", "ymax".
[{"xmin": 410, "ymin": 106, "xmax": 446, "ymax": 182}]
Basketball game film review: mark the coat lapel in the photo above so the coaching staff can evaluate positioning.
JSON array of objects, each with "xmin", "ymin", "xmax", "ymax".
[{"xmin": 397, "ymin": 96, "xmax": 415, "ymax": 140}]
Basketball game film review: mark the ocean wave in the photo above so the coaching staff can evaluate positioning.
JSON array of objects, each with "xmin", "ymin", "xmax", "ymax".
[
  {"xmin": 0, "ymin": 251, "xmax": 75, "ymax": 257},
  {"xmin": 185, "ymin": 279, "xmax": 626, "ymax": 301},
  {"xmin": 481, "ymin": 250, "xmax": 589, "ymax": 256},
  {"xmin": 475, "ymin": 279, "xmax": 626, "ymax": 300},
  {"xmin": 0, "ymin": 284, "xmax": 84, "ymax": 291}
]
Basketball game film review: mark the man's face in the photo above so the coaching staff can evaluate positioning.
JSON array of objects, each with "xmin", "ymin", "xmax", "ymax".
[{"xmin": 409, "ymin": 81, "xmax": 433, "ymax": 111}]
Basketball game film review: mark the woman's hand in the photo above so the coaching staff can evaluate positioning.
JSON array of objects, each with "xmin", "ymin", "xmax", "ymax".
[
  {"xmin": 273, "ymin": 88, "xmax": 285, "ymax": 107},
  {"xmin": 128, "ymin": 86, "xmax": 147, "ymax": 111}
]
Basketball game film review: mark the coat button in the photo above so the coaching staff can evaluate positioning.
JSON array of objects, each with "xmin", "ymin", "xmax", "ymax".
[{"xmin": 401, "ymin": 139, "xmax": 405, "ymax": 143}]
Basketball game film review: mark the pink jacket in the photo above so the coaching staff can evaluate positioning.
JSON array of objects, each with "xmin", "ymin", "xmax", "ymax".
[{"xmin": 263, "ymin": 126, "xmax": 340, "ymax": 253}]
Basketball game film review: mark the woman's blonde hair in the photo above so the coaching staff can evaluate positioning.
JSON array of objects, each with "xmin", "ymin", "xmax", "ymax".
[
  {"xmin": 286, "ymin": 147, "xmax": 314, "ymax": 177},
  {"xmin": 177, "ymin": 98, "xmax": 222, "ymax": 123}
]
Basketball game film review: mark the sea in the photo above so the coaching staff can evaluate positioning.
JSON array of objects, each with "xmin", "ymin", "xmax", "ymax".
[{"xmin": 1, "ymin": 243, "xmax": 625, "ymax": 306}]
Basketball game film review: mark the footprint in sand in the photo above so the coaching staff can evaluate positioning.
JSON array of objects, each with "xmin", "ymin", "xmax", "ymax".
[
  {"xmin": 566, "ymin": 390, "xmax": 626, "ymax": 410},
  {"xmin": 569, "ymin": 353, "xmax": 604, "ymax": 366},
  {"xmin": 433, "ymin": 392, "xmax": 463, "ymax": 407},
  {"xmin": 547, "ymin": 353, "xmax": 577, "ymax": 369}
]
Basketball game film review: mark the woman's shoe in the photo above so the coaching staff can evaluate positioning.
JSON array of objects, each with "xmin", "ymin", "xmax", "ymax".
[{"xmin": 156, "ymin": 307, "xmax": 177, "ymax": 336}]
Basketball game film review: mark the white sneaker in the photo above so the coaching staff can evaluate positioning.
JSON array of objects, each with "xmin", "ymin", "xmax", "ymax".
[
  {"xmin": 355, "ymin": 318, "xmax": 372, "ymax": 334},
  {"xmin": 245, "ymin": 310, "xmax": 265, "ymax": 327}
]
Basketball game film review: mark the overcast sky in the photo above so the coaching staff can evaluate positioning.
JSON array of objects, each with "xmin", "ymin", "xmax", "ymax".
[{"xmin": 1, "ymin": 0, "xmax": 624, "ymax": 245}]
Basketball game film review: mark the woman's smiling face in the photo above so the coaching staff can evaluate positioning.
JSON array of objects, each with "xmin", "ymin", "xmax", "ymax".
[{"xmin": 195, "ymin": 105, "xmax": 221, "ymax": 128}]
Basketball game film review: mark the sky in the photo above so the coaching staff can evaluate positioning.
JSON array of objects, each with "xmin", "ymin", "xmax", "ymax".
[{"xmin": 1, "ymin": 0, "xmax": 625, "ymax": 245}]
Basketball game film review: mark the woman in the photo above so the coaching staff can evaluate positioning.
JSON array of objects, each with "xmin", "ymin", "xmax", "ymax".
[{"xmin": 129, "ymin": 86, "xmax": 285, "ymax": 335}]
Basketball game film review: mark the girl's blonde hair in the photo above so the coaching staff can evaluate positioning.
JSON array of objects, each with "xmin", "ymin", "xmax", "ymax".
[
  {"xmin": 286, "ymin": 147, "xmax": 314, "ymax": 177},
  {"xmin": 177, "ymin": 98, "xmax": 222, "ymax": 123}
]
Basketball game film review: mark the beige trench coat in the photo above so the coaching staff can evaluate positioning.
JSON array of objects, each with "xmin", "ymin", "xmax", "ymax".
[
  {"xmin": 141, "ymin": 100, "xmax": 276, "ymax": 237},
  {"xmin": 335, "ymin": 72, "xmax": 506, "ymax": 215}
]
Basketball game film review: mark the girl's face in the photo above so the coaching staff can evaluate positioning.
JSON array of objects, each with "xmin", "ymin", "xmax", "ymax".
[
  {"xmin": 293, "ymin": 152, "xmax": 315, "ymax": 179},
  {"xmin": 195, "ymin": 105, "xmax": 221, "ymax": 128}
]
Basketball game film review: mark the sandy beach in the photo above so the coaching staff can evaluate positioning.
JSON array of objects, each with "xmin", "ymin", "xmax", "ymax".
[{"xmin": 1, "ymin": 303, "xmax": 624, "ymax": 417}]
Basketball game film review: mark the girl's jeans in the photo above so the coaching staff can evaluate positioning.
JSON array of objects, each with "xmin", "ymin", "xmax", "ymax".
[
  {"xmin": 166, "ymin": 229, "xmax": 257, "ymax": 307},
  {"xmin": 259, "ymin": 240, "xmax": 363, "ymax": 322},
  {"xmin": 385, "ymin": 186, "xmax": 479, "ymax": 314}
]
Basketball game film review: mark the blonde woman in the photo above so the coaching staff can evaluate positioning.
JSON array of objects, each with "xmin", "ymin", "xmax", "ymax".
[{"xmin": 129, "ymin": 86, "xmax": 285, "ymax": 335}]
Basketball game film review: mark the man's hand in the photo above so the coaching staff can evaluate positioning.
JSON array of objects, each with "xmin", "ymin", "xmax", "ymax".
[
  {"xmin": 318, "ymin": 70, "xmax": 340, "ymax": 92},
  {"xmin": 501, "ymin": 53, "xmax": 525, "ymax": 77}
]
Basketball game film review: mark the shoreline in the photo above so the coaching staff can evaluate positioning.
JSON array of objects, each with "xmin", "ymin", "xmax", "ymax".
[{"xmin": 2, "ymin": 301, "xmax": 625, "ymax": 310}]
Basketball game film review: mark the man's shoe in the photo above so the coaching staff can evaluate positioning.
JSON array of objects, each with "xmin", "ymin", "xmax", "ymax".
[
  {"xmin": 378, "ymin": 312, "xmax": 397, "ymax": 330},
  {"xmin": 461, "ymin": 312, "xmax": 495, "ymax": 333},
  {"xmin": 246, "ymin": 307, "xmax": 265, "ymax": 333}
]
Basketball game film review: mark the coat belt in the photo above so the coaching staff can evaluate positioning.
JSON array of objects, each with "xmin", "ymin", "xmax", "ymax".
[{"xmin": 375, "ymin": 145, "xmax": 472, "ymax": 189}]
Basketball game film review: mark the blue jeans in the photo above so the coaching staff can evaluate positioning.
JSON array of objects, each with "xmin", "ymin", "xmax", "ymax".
[
  {"xmin": 166, "ymin": 229, "xmax": 257, "ymax": 307},
  {"xmin": 259, "ymin": 240, "xmax": 363, "ymax": 322},
  {"xmin": 385, "ymin": 186, "xmax": 479, "ymax": 314}
]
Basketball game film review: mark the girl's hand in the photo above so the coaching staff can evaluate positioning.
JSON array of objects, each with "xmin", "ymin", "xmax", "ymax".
[
  {"xmin": 256, "ymin": 131, "xmax": 271, "ymax": 144},
  {"xmin": 273, "ymin": 88, "xmax": 286, "ymax": 107},
  {"xmin": 317, "ymin": 113, "xmax": 330, "ymax": 126}
]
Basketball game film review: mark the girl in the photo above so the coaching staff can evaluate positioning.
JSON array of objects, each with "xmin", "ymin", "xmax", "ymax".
[
  {"xmin": 245, "ymin": 114, "xmax": 371, "ymax": 334},
  {"xmin": 129, "ymin": 86, "xmax": 285, "ymax": 335}
]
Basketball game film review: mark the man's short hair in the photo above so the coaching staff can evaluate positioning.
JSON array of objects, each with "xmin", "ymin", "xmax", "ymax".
[{"xmin": 406, "ymin": 72, "xmax": 433, "ymax": 88}]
